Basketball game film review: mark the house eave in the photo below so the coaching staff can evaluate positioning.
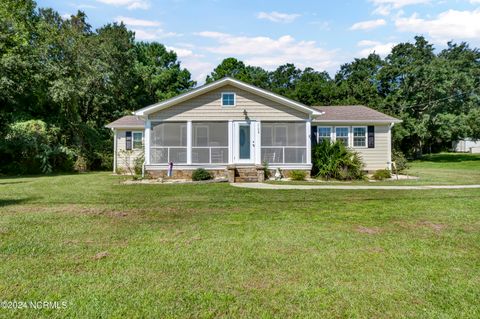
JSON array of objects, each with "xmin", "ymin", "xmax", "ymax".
[
  {"xmin": 312, "ymin": 119, "xmax": 402, "ymax": 124},
  {"xmin": 134, "ymin": 77, "xmax": 322, "ymax": 117}
]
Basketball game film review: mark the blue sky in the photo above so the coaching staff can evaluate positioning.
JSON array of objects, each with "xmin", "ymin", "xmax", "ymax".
[{"xmin": 38, "ymin": 0, "xmax": 480, "ymax": 83}]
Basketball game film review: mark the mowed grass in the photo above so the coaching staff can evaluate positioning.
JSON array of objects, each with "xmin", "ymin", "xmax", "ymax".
[
  {"xmin": 268, "ymin": 153, "xmax": 480, "ymax": 185},
  {"xmin": 0, "ymin": 161, "xmax": 480, "ymax": 317}
]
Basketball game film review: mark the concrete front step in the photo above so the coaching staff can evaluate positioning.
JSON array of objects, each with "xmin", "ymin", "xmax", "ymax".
[{"xmin": 227, "ymin": 165, "xmax": 265, "ymax": 183}]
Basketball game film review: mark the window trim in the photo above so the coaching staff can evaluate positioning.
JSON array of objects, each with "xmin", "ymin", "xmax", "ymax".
[
  {"xmin": 317, "ymin": 126, "xmax": 333, "ymax": 144},
  {"xmin": 221, "ymin": 92, "xmax": 236, "ymax": 107},
  {"xmin": 132, "ymin": 131, "xmax": 143, "ymax": 150},
  {"xmin": 352, "ymin": 126, "xmax": 368, "ymax": 148},
  {"xmin": 334, "ymin": 126, "xmax": 350, "ymax": 147},
  {"xmin": 273, "ymin": 125, "xmax": 288, "ymax": 146},
  {"xmin": 193, "ymin": 125, "xmax": 210, "ymax": 147}
]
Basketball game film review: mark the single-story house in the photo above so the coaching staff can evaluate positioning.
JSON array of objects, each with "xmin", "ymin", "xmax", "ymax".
[
  {"xmin": 453, "ymin": 139, "xmax": 480, "ymax": 154},
  {"xmin": 106, "ymin": 77, "xmax": 401, "ymax": 181}
]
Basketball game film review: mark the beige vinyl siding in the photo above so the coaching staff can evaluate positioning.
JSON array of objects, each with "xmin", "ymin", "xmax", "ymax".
[
  {"xmin": 356, "ymin": 125, "xmax": 390, "ymax": 171},
  {"xmin": 115, "ymin": 129, "xmax": 144, "ymax": 171},
  {"xmin": 314, "ymin": 123, "xmax": 391, "ymax": 171},
  {"xmin": 149, "ymin": 85, "xmax": 309, "ymax": 121}
]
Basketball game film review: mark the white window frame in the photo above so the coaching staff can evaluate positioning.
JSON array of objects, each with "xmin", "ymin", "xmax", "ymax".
[
  {"xmin": 193, "ymin": 125, "xmax": 209, "ymax": 146},
  {"xmin": 317, "ymin": 126, "xmax": 333, "ymax": 143},
  {"xmin": 334, "ymin": 126, "xmax": 350, "ymax": 147},
  {"xmin": 150, "ymin": 122, "xmax": 188, "ymax": 164},
  {"xmin": 352, "ymin": 126, "xmax": 368, "ymax": 148},
  {"xmin": 221, "ymin": 92, "xmax": 236, "ymax": 107},
  {"xmin": 274, "ymin": 125, "xmax": 288, "ymax": 146},
  {"xmin": 132, "ymin": 131, "xmax": 143, "ymax": 150}
]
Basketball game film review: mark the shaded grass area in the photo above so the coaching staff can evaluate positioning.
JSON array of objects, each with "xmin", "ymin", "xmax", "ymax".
[
  {"xmin": 269, "ymin": 152, "xmax": 480, "ymax": 185},
  {"xmin": 0, "ymin": 172, "xmax": 480, "ymax": 318}
]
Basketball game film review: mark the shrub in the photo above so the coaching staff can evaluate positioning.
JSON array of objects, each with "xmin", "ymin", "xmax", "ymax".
[
  {"xmin": 372, "ymin": 169, "xmax": 392, "ymax": 180},
  {"xmin": 74, "ymin": 155, "xmax": 88, "ymax": 172},
  {"xmin": 289, "ymin": 170, "xmax": 307, "ymax": 181},
  {"xmin": 262, "ymin": 160, "xmax": 271, "ymax": 179},
  {"xmin": 1, "ymin": 120, "xmax": 74, "ymax": 174},
  {"xmin": 392, "ymin": 149, "xmax": 409, "ymax": 172},
  {"xmin": 192, "ymin": 168, "xmax": 212, "ymax": 181},
  {"xmin": 312, "ymin": 140, "xmax": 365, "ymax": 180},
  {"xmin": 134, "ymin": 153, "xmax": 145, "ymax": 176}
]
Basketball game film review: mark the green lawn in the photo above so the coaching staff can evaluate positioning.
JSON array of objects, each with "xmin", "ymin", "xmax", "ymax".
[
  {"xmin": 1, "ymin": 156, "xmax": 480, "ymax": 318},
  {"xmin": 269, "ymin": 153, "xmax": 480, "ymax": 185}
]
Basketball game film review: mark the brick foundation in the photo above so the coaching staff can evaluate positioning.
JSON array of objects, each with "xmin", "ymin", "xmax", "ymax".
[{"xmin": 146, "ymin": 169, "xmax": 228, "ymax": 180}]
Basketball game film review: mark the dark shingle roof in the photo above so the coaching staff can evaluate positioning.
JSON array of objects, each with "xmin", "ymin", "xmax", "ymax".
[
  {"xmin": 105, "ymin": 115, "xmax": 144, "ymax": 129},
  {"xmin": 312, "ymin": 105, "xmax": 401, "ymax": 123}
]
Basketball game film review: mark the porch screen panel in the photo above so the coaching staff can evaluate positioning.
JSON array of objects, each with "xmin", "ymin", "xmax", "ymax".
[
  {"xmin": 150, "ymin": 122, "xmax": 187, "ymax": 164},
  {"xmin": 261, "ymin": 122, "xmax": 306, "ymax": 164},
  {"xmin": 192, "ymin": 122, "xmax": 228, "ymax": 164}
]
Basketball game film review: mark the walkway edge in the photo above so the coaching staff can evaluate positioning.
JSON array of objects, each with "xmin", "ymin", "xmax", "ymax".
[{"xmin": 230, "ymin": 183, "xmax": 480, "ymax": 190}]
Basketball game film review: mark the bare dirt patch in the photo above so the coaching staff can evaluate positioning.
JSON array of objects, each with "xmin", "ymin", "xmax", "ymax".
[
  {"xmin": 417, "ymin": 221, "xmax": 446, "ymax": 232},
  {"xmin": 367, "ymin": 247, "xmax": 385, "ymax": 253},
  {"xmin": 93, "ymin": 251, "xmax": 109, "ymax": 260},
  {"xmin": 356, "ymin": 226, "xmax": 382, "ymax": 234}
]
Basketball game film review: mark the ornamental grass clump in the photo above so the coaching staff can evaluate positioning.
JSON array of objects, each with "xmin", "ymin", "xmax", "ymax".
[{"xmin": 312, "ymin": 140, "xmax": 365, "ymax": 180}]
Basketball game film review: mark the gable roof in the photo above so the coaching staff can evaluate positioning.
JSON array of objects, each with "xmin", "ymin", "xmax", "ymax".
[
  {"xmin": 105, "ymin": 115, "xmax": 144, "ymax": 129},
  {"xmin": 312, "ymin": 105, "xmax": 402, "ymax": 123},
  {"xmin": 134, "ymin": 77, "xmax": 323, "ymax": 117}
]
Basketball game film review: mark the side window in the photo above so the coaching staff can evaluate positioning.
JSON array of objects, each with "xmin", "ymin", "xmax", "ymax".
[
  {"xmin": 125, "ymin": 131, "xmax": 132, "ymax": 150},
  {"xmin": 317, "ymin": 127, "xmax": 332, "ymax": 143},
  {"xmin": 352, "ymin": 127, "xmax": 367, "ymax": 147},
  {"xmin": 132, "ymin": 132, "xmax": 143, "ymax": 149},
  {"xmin": 335, "ymin": 127, "xmax": 349, "ymax": 146}
]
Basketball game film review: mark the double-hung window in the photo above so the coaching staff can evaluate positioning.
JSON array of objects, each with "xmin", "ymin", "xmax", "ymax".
[
  {"xmin": 353, "ymin": 127, "xmax": 367, "ymax": 147},
  {"xmin": 317, "ymin": 127, "xmax": 332, "ymax": 144},
  {"xmin": 221, "ymin": 92, "xmax": 236, "ymax": 106},
  {"xmin": 132, "ymin": 132, "xmax": 143, "ymax": 149},
  {"xmin": 335, "ymin": 127, "xmax": 349, "ymax": 146}
]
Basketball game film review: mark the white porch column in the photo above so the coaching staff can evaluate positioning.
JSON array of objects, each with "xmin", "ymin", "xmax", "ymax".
[
  {"xmin": 228, "ymin": 120, "xmax": 233, "ymax": 164},
  {"xmin": 144, "ymin": 120, "xmax": 151, "ymax": 165},
  {"xmin": 255, "ymin": 121, "xmax": 262, "ymax": 165},
  {"xmin": 113, "ymin": 129, "xmax": 117, "ymax": 172},
  {"xmin": 306, "ymin": 120, "xmax": 311, "ymax": 165},
  {"xmin": 187, "ymin": 121, "xmax": 192, "ymax": 164}
]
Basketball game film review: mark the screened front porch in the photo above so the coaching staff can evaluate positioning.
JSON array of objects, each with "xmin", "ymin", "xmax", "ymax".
[{"xmin": 145, "ymin": 120, "xmax": 311, "ymax": 168}]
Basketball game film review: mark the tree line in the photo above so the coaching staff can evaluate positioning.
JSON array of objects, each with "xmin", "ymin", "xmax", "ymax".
[{"xmin": 1, "ymin": 0, "xmax": 479, "ymax": 174}]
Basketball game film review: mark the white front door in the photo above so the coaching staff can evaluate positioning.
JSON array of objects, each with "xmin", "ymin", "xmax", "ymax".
[{"xmin": 233, "ymin": 121, "xmax": 255, "ymax": 164}]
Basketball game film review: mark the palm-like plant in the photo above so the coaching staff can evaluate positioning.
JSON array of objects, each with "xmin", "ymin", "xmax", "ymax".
[{"xmin": 312, "ymin": 140, "xmax": 365, "ymax": 180}]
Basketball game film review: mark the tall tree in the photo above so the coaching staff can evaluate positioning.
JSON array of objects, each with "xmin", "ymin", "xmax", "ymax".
[{"xmin": 134, "ymin": 42, "xmax": 195, "ymax": 106}]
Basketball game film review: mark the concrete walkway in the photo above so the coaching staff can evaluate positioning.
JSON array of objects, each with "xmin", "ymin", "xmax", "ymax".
[{"xmin": 231, "ymin": 183, "xmax": 480, "ymax": 190}]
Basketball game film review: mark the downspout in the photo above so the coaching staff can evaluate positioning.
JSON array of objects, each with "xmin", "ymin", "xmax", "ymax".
[
  {"xmin": 388, "ymin": 122, "xmax": 395, "ymax": 171},
  {"xmin": 112, "ymin": 128, "xmax": 117, "ymax": 173}
]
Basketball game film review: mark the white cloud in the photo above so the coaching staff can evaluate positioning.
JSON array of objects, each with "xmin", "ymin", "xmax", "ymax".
[
  {"xmin": 256, "ymin": 11, "xmax": 300, "ymax": 23},
  {"xmin": 357, "ymin": 40, "xmax": 396, "ymax": 57},
  {"xmin": 309, "ymin": 20, "xmax": 331, "ymax": 31},
  {"xmin": 350, "ymin": 19, "xmax": 386, "ymax": 30},
  {"xmin": 115, "ymin": 16, "xmax": 161, "ymax": 27},
  {"xmin": 370, "ymin": 0, "xmax": 430, "ymax": 16},
  {"xmin": 395, "ymin": 9, "xmax": 480, "ymax": 43},
  {"xmin": 132, "ymin": 28, "xmax": 178, "ymax": 40},
  {"xmin": 165, "ymin": 45, "xmax": 211, "ymax": 83},
  {"xmin": 61, "ymin": 13, "xmax": 72, "ymax": 20},
  {"xmin": 196, "ymin": 31, "xmax": 339, "ymax": 72},
  {"xmin": 114, "ymin": 16, "xmax": 179, "ymax": 41},
  {"xmin": 95, "ymin": 0, "xmax": 149, "ymax": 10}
]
